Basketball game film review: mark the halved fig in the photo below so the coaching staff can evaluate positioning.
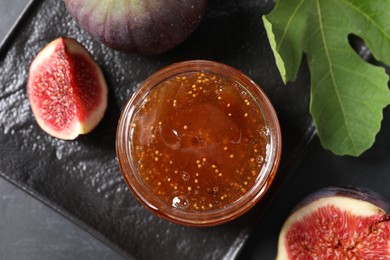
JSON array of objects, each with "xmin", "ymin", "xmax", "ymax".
[
  {"xmin": 64, "ymin": 0, "xmax": 208, "ymax": 54},
  {"xmin": 27, "ymin": 36, "xmax": 108, "ymax": 140},
  {"xmin": 277, "ymin": 186, "xmax": 390, "ymax": 259}
]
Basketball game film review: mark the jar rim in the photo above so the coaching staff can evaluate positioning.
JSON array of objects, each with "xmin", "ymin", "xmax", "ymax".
[{"xmin": 116, "ymin": 60, "xmax": 282, "ymax": 226}]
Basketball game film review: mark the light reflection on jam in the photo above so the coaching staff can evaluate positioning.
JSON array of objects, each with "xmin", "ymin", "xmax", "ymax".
[{"xmin": 130, "ymin": 72, "xmax": 268, "ymax": 211}]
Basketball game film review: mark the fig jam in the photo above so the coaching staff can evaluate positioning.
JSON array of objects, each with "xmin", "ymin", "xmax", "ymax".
[
  {"xmin": 116, "ymin": 60, "xmax": 281, "ymax": 226},
  {"xmin": 130, "ymin": 71, "xmax": 267, "ymax": 211}
]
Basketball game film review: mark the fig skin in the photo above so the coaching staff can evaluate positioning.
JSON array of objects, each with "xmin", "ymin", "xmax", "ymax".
[
  {"xmin": 277, "ymin": 186, "xmax": 390, "ymax": 259},
  {"xmin": 27, "ymin": 37, "xmax": 108, "ymax": 140},
  {"xmin": 64, "ymin": 0, "xmax": 208, "ymax": 54},
  {"xmin": 292, "ymin": 186, "xmax": 390, "ymax": 213}
]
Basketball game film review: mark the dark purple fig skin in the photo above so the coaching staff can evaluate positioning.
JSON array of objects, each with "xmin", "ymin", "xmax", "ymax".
[
  {"xmin": 292, "ymin": 186, "xmax": 390, "ymax": 214},
  {"xmin": 64, "ymin": 0, "xmax": 208, "ymax": 54}
]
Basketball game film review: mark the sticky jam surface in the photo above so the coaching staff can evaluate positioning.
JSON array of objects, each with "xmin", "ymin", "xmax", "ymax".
[{"xmin": 130, "ymin": 72, "xmax": 268, "ymax": 211}]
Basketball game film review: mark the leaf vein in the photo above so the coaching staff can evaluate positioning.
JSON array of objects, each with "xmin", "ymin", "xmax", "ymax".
[
  {"xmin": 331, "ymin": 63, "xmax": 386, "ymax": 91},
  {"xmin": 340, "ymin": 0, "xmax": 390, "ymax": 43},
  {"xmin": 344, "ymin": 112, "xmax": 375, "ymax": 125},
  {"xmin": 316, "ymin": 0, "xmax": 357, "ymax": 151},
  {"xmin": 339, "ymin": 94, "xmax": 371, "ymax": 106},
  {"xmin": 277, "ymin": 0, "xmax": 305, "ymax": 52}
]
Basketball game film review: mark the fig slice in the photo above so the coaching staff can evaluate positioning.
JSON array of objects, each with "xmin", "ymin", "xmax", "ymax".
[
  {"xmin": 27, "ymin": 37, "xmax": 108, "ymax": 140},
  {"xmin": 277, "ymin": 186, "xmax": 390, "ymax": 259}
]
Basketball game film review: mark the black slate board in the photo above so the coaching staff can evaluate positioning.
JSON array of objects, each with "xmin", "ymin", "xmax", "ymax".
[
  {"xmin": 239, "ymin": 106, "xmax": 390, "ymax": 259},
  {"xmin": 0, "ymin": 0, "xmax": 315, "ymax": 259}
]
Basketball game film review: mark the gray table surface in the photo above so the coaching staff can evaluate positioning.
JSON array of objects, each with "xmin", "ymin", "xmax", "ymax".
[
  {"xmin": 0, "ymin": 0, "xmax": 125, "ymax": 259},
  {"xmin": 3, "ymin": 1, "xmax": 389, "ymax": 260}
]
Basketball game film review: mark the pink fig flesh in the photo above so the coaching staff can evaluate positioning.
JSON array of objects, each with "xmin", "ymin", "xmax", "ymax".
[
  {"xmin": 27, "ymin": 37, "xmax": 108, "ymax": 140},
  {"xmin": 277, "ymin": 187, "xmax": 390, "ymax": 259}
]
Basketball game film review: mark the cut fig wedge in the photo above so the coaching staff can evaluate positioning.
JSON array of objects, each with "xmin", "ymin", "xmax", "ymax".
[
  {"xmin": 277, "ymin": 186, "xmax": 390, "ymax": 259},
  {"xmin": 27, "ymin": 37, "xmax": 108, "ymax": 140}
]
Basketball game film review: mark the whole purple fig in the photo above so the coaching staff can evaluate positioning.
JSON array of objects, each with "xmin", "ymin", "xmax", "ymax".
[{"xmin": 64, "ymin": 0, "xmax": 208, "ymax": 54}]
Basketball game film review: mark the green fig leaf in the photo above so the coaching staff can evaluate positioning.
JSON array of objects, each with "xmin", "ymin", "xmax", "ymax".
[{"xmin": 264, "ymin": 0, "xmax": 390, "ymax": 156}]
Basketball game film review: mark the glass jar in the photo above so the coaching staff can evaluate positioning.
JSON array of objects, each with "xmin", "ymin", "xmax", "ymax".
[{"xmin": 116, "ymin": 60, "xmax": 281, "ymax": 226}]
